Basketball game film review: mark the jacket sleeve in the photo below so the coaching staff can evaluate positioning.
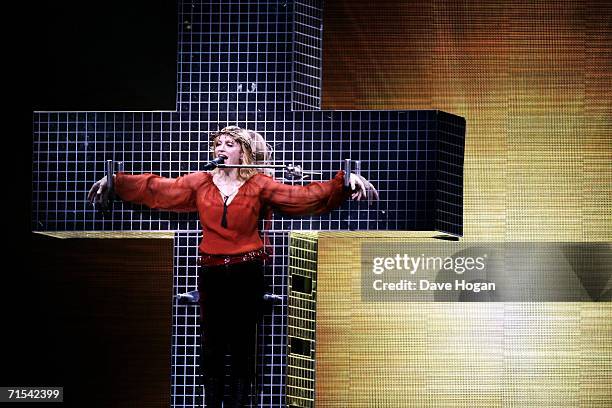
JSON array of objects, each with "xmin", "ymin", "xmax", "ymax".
[
  {"xmin": 259, "ymin": 171, "xmax": 351, "ymax": 216},
  {"xmin": 114, "ymin": 172, "xmax": 207, "ymax": 212}
]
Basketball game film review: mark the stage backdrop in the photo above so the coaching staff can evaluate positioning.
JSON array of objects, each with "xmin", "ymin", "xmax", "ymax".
[
  {"xmin": 323, "ymin": 0, "xmax": 611, "ymax": 242},
  {"xmin": 315, "ymin": 1, "xmax": 611, "ymax": 407},
  {"xmin": 29, "ymin": 1, "xmax": 610, "ymax": 407}
]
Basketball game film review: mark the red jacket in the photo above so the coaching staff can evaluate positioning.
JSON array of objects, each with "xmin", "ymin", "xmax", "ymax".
[{"xmin": 114, "ymin": 171, "xmax": 349, "ymax": 256}]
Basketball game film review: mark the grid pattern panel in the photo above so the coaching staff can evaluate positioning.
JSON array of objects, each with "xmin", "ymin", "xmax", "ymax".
[
  {"xmin": 172, "ymin": 232, "xmax": 202, "ymax": 408},
  {"xmin": 32, "ymin": 111, "xmax": 201, "ymax": 232},
  {"xmin": 292, "ymin": 0, "xmax": 323, "ymax": 110},
  {"xmin": 172, "ymin": 230, "xmax": 290, "ymax": 408},
  {"xmin": 435, "ymin": 111, "xmax": 466, "ymax": 235},
  {"xmin": 286, "ymin": 232, "xmax": 319, "ymax": 408},
  {"xmin": 32, "ymin": 110, "xmax": 464, "ymax": 233}
]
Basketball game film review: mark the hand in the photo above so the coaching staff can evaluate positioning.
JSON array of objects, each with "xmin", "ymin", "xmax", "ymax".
[
  {"xmin": 87, "ymin": 175, "xmax": 112, "ymax": 204},
  {"xmin": 348, "ymin": 173, "xmax": 379, "ymax": 204}
]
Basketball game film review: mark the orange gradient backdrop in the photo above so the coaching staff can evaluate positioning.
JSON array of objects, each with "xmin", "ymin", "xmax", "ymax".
[{"xmin": 323, "ymin": 0, "xmax": 611, "ymax": 241}]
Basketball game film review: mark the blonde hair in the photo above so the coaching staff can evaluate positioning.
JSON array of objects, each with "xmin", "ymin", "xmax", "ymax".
[{"xmin": 209, "ymin": 126, "xmax": 274, "ymax": 180}]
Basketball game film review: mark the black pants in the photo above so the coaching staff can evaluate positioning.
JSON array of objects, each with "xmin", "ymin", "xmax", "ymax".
[{"xmin": 198, "ymin": 261, "xmax": 264, "ymax": 407}]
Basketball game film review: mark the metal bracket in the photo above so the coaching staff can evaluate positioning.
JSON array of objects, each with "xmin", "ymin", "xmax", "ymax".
[
  {"xmin": 343, "ymin": 159, "xmax": 362, "ymax": 189},
  {"xmin": 96, "ymin": 160, "xmax": 124, "ymax": 215}
]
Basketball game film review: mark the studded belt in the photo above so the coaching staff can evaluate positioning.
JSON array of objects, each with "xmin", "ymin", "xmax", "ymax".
[{"xmin": 199, "ymin": 248, "xmax": 269, "ymax": 267}]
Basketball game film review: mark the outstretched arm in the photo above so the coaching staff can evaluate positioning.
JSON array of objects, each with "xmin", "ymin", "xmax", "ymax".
[
  {"xmin": 88, "ymin": 172, "xmax": 208, "ymax": 212},
  {"xmin": 259, "ymin": 171, "xmax": 378, "ymax": 216}
]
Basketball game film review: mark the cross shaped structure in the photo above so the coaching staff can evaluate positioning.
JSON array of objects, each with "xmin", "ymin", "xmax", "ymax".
[{"xmin": 32, "ymin": 1, "xmax": 465, "ymax": 406}]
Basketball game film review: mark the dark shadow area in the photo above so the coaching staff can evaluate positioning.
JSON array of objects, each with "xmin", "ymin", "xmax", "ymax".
[{"xmin": 3, "ymin": 234, "xmax": 173, "ymax": 407}]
